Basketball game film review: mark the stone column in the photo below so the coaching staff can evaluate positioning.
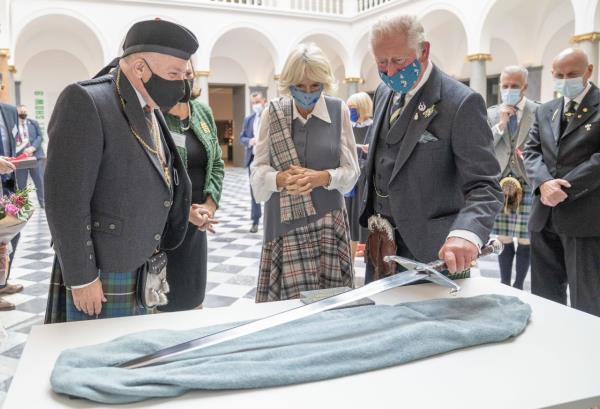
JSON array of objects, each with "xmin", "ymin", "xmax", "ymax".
[
  {"xmin": 344, "ymin": 77, "xmax": 362, "ymax": 99},
  {"xmin": 195, "ymin": 70, "xmax": 210, "ymax": 104},
  {"xmin": 467, "ymin": 53, "xmax": 492, "ymax": 104},
  {"xmin": 571, "ymin": 32, "xmax": 600, "ymax": 85},
  {"xmin": 0, "ymin": 49, "xmax": 10, "ymax": 103}
]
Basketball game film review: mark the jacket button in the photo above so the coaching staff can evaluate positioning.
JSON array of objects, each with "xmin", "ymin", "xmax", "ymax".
[
  {"xmin": 86, "ymin": 224, "xmax": 91, "ymax": 231},
  {"xmin": 164, "ymin": 201, "xmax": 171, "ymax": 208},
  {"xmin": 154, "ymin": 234, "xmax": 161, "ymax": 241},
  {"xmin": 89, "ymin": 254, "xmax": 93, "ymax": 260},
  {"xmin": 86, "ymin": 240, "xmax": 92, "ymax": 246},
  {"xmin": 108, "ymin": 224, "xmax": 116, "ymax": 230},
  {"xmin": 93, "ymin": 221, "xmax": 100, "ymax": 228}
]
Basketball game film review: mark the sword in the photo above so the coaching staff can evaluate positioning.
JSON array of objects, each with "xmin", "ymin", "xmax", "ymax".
[{"xmin": 117, "ymin": 239, "xmax": 503, "ymax": 369}]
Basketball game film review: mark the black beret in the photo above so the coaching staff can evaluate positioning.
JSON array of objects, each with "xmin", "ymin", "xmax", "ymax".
[{"xmin": 122, "ymin": 18, "xmax": 199, "ymax": 60}]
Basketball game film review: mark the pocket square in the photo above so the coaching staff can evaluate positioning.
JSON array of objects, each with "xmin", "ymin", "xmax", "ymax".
[{"xmin": 418, "ymin": 131, "xmax": 439, "ymax": 144}]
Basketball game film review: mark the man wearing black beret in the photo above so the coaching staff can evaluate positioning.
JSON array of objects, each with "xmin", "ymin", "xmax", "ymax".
[{"xmin": 45, "ymin": 19, "xmax": 198, "ymax": 322}]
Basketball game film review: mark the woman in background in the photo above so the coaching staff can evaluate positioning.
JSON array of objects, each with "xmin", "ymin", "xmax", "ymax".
[
  {"xmin": 160, "ymin": 63, "xmax": 224, "ymax": 312},
  {"xmin": 345, "ymin": 92, "xmax": 374, "ymax": 260}
]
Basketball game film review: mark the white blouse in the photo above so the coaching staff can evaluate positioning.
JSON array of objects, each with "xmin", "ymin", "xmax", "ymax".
[{"xmin": 250, "ymin": 95, "xmax": 360, "ymax": 203}]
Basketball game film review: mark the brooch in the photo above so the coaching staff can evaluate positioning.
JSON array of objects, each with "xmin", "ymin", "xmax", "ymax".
[
  {"xmin": 418, "ymin": 102, "xmax": 426, "ymax": 112},
  {"xmin": 200, "ymin": 121, "xmax": 210, "ymax": 134},
  {"xmin": 585, "ymin": 123, "xmax": 592, "ymax": 131},
  {"xmin": 423, "ymin": 104, "xmax": 436, "ymax": 118}
]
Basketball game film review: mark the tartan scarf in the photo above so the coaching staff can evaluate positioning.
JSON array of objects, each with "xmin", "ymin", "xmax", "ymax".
[{"xmin": 268, "ymin": 97, "xmax": 316, "ymax": 223}]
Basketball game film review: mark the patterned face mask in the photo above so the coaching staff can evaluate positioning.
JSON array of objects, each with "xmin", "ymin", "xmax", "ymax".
[
  {"xmin": 289, "ymin": 85, "xmax": 323, "ymax": 110},
  {"xmin": 378, "ymin": 59, "xmax": 421, "ymax": 94}
]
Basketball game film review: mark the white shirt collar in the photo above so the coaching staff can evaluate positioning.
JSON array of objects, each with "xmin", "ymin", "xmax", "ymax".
[
  {"xmin": 354, "ymin": 118, "xmax": 373, "ymax": 128},
  {"xmin": 134, "ymin": 88, "xmax": 150, "ymax": 109},
  {"xmin": 293, "ymin": 93, "xmax": 331, "ymax": 124},
  {"xmin": 515, "ymin": 96, "xmax": 527, "ymax": 111},
  {"xmin": 564, "ymin": 81, "xmax": 592, "ymax": 108}
]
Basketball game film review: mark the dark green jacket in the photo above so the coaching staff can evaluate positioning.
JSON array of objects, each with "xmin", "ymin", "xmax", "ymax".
[{"xmin": 165, "ymin": 99, "xmax": 224, "ymax": 206}]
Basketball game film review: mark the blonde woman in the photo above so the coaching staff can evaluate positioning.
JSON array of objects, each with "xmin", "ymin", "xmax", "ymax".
[
  {"xmin": 346, "ymin": 92, "xmax": 374, "ymax": 259},
  {"xmin": 250, "ymin": 43, "xmax": 360, "ymax": 302}
]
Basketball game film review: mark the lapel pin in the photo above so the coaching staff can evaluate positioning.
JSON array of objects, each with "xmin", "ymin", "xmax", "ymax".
[
  {"xmin": 577, "ymin": 114, "xmax": 582, "ymax": 119},
  {"xmin": 200, "ymin": 121, "xmax": 210, "ymax": 133},
  {"xmin": 414, "ymin": 112, "xmax": 419, "ymax": 120},
  {"xmin": 583, "ymin": 107, "xmax": 588, "ymax": 113},
  {"xmin": 585, "ymin": 123, "xmax": 592, "ymax": 131},
  {"xmin": 423, "ymin": 104, "xmax": 436, "ymax": 119},
  {"xmin": 418, "ymin": 102, "xmax": 426, "ymax": 112}
]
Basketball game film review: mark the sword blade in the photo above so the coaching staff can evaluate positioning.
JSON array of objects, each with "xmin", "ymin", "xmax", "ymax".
[{"xmin": 117, "ymin": 269, "xmax": 430, "ymax": 369}]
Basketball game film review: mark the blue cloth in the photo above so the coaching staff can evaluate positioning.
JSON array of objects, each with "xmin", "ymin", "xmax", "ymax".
[{"xmin": 51, "ymin": 294, "xmax": 531, "ymax": 404}]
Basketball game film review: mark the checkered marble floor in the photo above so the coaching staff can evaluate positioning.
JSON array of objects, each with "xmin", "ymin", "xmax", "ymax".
[{"xmin": 0, "ymin": 166, "xmax": 522, "ymax": 405}]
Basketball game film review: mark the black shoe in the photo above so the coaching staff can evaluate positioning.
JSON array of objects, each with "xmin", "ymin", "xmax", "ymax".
[{"xmin": 250, "ymin": 224, "xmax": 259, "ymax": 233}]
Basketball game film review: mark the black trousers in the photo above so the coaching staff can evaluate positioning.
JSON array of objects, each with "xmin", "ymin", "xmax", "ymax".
[{"xmin": 530, "ymin": 218, "xmax": 600, "ymax": 317}]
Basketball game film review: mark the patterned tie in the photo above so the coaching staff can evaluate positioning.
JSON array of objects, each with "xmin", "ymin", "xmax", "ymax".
[
  {"xmin": 389, "ymin": 93, "xmax": 406, "ymax": 125},
  {"xmin": 560, "ymin": 100, "xmax": 577, "ymax": 137},
  {"xmin": 507, "ymin": 107, "xmax": 518, "ymax": 136}
]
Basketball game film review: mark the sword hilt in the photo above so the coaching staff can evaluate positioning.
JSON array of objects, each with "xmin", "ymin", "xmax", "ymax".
[{"xmin": 427, "ymin": 238, "xmax": 504, "ymax": 272}]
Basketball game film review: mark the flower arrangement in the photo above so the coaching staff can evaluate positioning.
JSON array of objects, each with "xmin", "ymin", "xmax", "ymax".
[
  {"xmin": 0, "ymin": 186, "xmax": 34, "ymax": 223},
  {"xmin": 0, "ymin": 187, "xmax": 35, "ymax": 287}
]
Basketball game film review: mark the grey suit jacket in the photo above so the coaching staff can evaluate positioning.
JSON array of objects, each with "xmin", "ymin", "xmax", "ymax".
[
  {"xmin": 45, "ymin": 71, "xmax": 192, "ymax": 287},
  {"xmin": 487, "ymin": 98, "xmax": 539, "ymax": 182},
  {"xmin": 359, "ymin": 65, "xmax": 502, "ymax": 262},
  {"xmin": 523, "ymin": 83, "xmax": 600, "ymax": 236}
]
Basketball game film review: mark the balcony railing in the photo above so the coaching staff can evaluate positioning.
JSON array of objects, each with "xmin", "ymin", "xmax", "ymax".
[{"xmin": 208, "ymin": 0, "xmax": 393, "ymax": 16}]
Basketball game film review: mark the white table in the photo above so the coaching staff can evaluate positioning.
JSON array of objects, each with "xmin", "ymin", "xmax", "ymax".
[{"xmin": 5, "ymin": 277, "xmax": 600, "ymax": 409}]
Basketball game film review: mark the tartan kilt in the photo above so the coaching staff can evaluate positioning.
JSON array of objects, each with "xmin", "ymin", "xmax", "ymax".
[
  {"xmin": 492, "ymin": 183, "xmax": 533, "ymax": 239},
  {"xmin": 256, "ymin": 209, "xmax": 354, "ymax": 302},
  {"xmin": 45, "ymin": 257, "xmax": 149, "ymax": 324}
]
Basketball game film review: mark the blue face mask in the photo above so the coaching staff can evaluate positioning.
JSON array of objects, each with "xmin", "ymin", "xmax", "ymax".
[
  {"xmin": 554, "ymin": 77, "xmax": 585, "ymax": 99},
  {"xmin": 349, "ymin": 107, "xmax": 359, "ymax": 122},
  {"xmin": 290, "ymin": 85, "xmax": 323, "ymax": 110},
  {"xmin": 379, "ymin": 58, "xmax": 422, "ymax": 94},
  {"xmin": 501, "ymin": 88, "xmax": 522, "ymax": 106}
]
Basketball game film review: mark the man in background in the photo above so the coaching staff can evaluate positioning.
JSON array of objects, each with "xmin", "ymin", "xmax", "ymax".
[
  {"xmin": 15, "ymin": 104, "xmax": 46, "ymax": 208},
  {"xmin": 240, "ymin": 91, "xmax": 267, "ymax": 233}
]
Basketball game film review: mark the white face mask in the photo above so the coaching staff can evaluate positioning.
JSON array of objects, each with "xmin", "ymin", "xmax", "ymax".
[
  {"xmin": 501, "ymin": 88, "xmax": 522, "ymax": 106},
  {"xmin": 553, "ymin": 77, "xmax": 586, "ymax": 99},
  {"xmin": 252, "ymin": 103, "xmax": 264, "ymax": 114}
]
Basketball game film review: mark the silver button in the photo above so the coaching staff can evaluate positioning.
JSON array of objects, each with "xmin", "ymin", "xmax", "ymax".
[
  {"xmin": 89, "ymin": 254, "xmax": 93, "ymax": 260},
  {"xmin": 108, "ymin": 224, "xmax": 116, "ymax": 230},
  {"xmin": 154, "ymin": 234, "xmax": 161, "ymax": 241},
  {"xmin": 86, "ymin": 225, "xmax": 91, "ymax": 231},
  {"xmin": 86, "ymin": 240, "xmax": 92, "ymax": 246},
  {"xmin": 93, "ymin": 221, "xmax": 100, "ymax": 228},
  {"xmin": 164, "ymin": 201, "xmax": 171, "ymax": 208}
]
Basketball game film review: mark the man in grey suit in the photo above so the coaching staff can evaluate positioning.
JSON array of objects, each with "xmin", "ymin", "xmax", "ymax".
[
  {"xmin": 15, "ymin": 104, "xmax": 46, "ymax": 208},
  {"xmin": 524, "ymin": 48, "xmax": 600, "ymax": 316},
  {"xmin": 45, "ymin": 19, "xmax": 196, "ymax": 322},
  {"xmin": 359, "ymin": 15, "xmax": 502, "ymax": 283},
  {"xmin": 487, "ymin": 66, "xmax": 539, "ymax": 289}
]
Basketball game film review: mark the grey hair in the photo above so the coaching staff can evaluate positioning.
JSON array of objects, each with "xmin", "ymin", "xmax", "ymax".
[
  {"xmin": 369, "ymin": 15, "xmax": 425, "ymax": 55},
  {"xmin": 500, "ymin": 65, "xmax": 529, "ymax": 83},
  {"xmin": 250, "ymin": 91, "xmax": 264, "ymax": 99}
]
